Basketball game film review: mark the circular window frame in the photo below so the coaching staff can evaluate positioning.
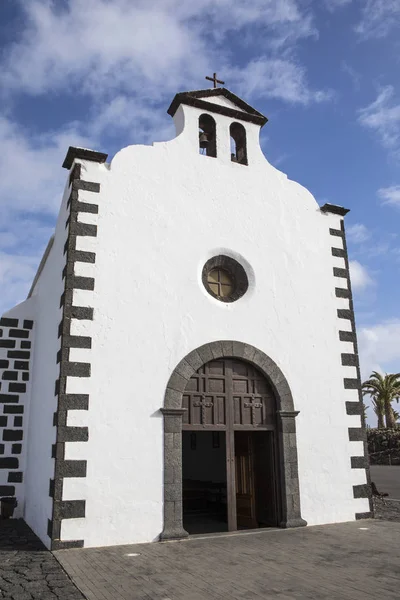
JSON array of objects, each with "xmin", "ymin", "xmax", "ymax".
[{"xmin": 202, "ymin": 255, "xmax": 249, "ymax": 303}]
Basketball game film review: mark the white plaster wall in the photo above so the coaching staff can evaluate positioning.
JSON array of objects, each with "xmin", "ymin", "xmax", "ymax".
[
  {"xmin": 21, "ymin": 181, "xmax": 71, "ymax": 548},
  {"xmin": 60, "ymin": 99, "xmax": 368, "ymax": 547}
]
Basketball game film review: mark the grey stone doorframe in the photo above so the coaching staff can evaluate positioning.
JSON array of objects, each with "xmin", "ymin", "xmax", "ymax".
[{"xmin": 160, "ymin": 341, "xmax": 307, "ymax": 541}]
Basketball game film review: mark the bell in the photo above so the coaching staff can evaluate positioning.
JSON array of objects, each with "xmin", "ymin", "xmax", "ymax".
[{"xmin": 199, "ymin": 132, "xmax": 210, "ymax": 148}]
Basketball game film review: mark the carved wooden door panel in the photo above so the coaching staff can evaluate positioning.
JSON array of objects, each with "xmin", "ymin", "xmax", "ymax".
[
  {"xmin": 182, "ymin": 360, "xmax": 227, "ymax": 429},
  {"xmin": 182, "ymin": 357, "xmax": 277, "ymax": 531},
  {"xmin": 182, "ymin": 359, "xmax": 275, "ymax": 430}
]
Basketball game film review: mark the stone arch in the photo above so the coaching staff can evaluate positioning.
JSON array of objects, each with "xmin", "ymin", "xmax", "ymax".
[{"xmin": 160, "ymin": 341, "xmax": 307, "ymax": 540}]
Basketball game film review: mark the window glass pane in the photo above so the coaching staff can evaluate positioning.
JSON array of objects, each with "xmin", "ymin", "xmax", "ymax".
[
  {"xmin": 207, "ymin": 269, "xmax": 219, "ymax": 284},
  {"xmin": 219, "ymin": 270, "xmax": 232, "ymax": 284},
  {"xmin": 209, "ymin": 283, "xmax": 219, "ymax": 295},
  {"xmin": 220, "ymin": 283, "xmax": 233, "ymax": 297}
]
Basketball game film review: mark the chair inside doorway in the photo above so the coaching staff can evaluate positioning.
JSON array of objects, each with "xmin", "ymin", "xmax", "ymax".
[{"xmin": 182, "ymin": 431, "xmax": 228, "ymax": 534}]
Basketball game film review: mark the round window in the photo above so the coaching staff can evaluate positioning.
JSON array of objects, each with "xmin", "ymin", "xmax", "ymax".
[{"xmin": 202, "ymin": 255, "xmax": 248, "ymax": 303}]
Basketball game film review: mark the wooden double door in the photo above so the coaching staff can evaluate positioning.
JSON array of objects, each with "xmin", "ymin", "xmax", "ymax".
[{"xmin": 182, "ymin": 358, "xmax": 279, "ymax": 531}]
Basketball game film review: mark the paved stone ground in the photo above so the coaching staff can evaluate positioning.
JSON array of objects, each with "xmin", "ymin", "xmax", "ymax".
[
  {"xmin": 0, "ymin": 519, "xmax": 84, "ymax": 600},
  {"xmin": 55, "ymin": 520, "xmax": 400, "ymax": 600}
]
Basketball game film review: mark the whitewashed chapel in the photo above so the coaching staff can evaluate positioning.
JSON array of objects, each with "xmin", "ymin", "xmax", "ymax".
[{"xmin": 0, "ymin": 83, "xmax": 372, "ymax": 550}]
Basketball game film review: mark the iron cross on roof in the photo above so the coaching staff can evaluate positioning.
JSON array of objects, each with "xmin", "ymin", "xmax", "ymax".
[{"xmin": 205, "ymin": 72, "xmax": 225, "ymax": 88}]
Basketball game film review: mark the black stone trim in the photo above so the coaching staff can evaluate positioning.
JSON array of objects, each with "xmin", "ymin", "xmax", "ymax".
[
  {"xmin": 348, "ymin": 428, "xmax": 365, "ymax": 442},
  {"xmin": 353, "ymin": 484, "xmax": 370, "ymax": 499},
  {"xmin": 9, "ymin": 383, "xmax": 26, "ymax": 393},
  {"xmin": 57, "ymin": 460, "xmax": 87, "ymax": 477},
  {"xmin": 8, "ymin": 471, "xmax": 23, "ymax": 483},
  {"xmin": 332, "ymin": 247, "xmax": 346, "ymax": 258},
  {"xmin": 0, "ymin": 318, "xmax": 18, "ymax": 327},
  {"xmin": 57, "ymin": 427, "xmax": 89, "ymax": 442},
  {"xmin": 344, "ymin": 378, "xmax": 360, "ymax": 389},
  {"xmin": 66, "ymin": 276, "xmax": 95, "ymax": 291},
  {"xmin": 337, "ymin": 309, "xmax": 352, "ymax": 320},
  {"xmin": 2, "ymin": 371, "xmax": 18, "ymax": 381},
  {"xmin": 66, "ymin": 306, "xmax": 94, "ymax": 320},
  {"xmin": 0, "ymin": 394, "xmax": 19, "ymax": 403},
  {"xmin": 167, "ymin": 88, "xmax": 268, "ymax": 126},
  {"xmin": 63, "ymin": 336, "xmax": 92, "ymax": 349},
  {"xmin": 0, "ymin": 340, "xmax": 16, "ymax": 348},
  {"xmin": 335, "ymin": 288, "xmax": 351, "ymax": 299},
  {"xmin": 321, "ymin": 203, "xmax": 350, "ymax": 216},
  {"xmin": 202, "ymin": 255, "xmax": 249, "ymax": 303},
  {"xmin": 14, "ymin": 360, "xmax": 29, "ymax": 369},
  {"xmin": 50, "ymin": 161, "xmax": 99, "ymax": 549},
  {"xmin": 0, "ymin": 485, "xmax": 15, "ymax": 495},
  {"xmin": 8, "ymin": 329, "xmax": 29, "ymax": 338},
  {"xmin": 0, "ymin": 360, "xmax": 9, "ymax": 368},
  {"xmin": 72, "ymin": 250, "xmax": 96, "ymax": 263},
  {"xmin": 339, "ymin": 330, "xmax": 356, "ymax": 342},
  {"xmin": 355, "ymin": 512, "xmax": 373, "ymax": 520},
  {"xmin": 333, "ymin": 267, "xmax": 348, "ymax": 278},
  {"xmin": 329, "ymin": 228, "xmax": 344, "ymax": 237},
  {"xmin": 64, "ymin": 362, "xmax": 91, "ymax": 377},
  {"xmin": 3, "ymin": 429, "xmax": 23, "ymax": 441},
  {"xmin": 58, "ymin": 394, "xmax": 89, "ymax": 411},
  {"xmin": 68, "ymin": 221, "xmax": 97, "ymax": 238},
  {"xmin": 351, "ymin": 456, "xmax": 368, "ymax": 469},
  {"xmin": 53, "ymin": 500, "xmax": 86, "ymax": 519},
  {"xmin": 0, "ymin": 457, "xmax": 18, "ymax": 468},
  {"xmin": 21, "ymin": 341, "xmax": 31, "ymax": 349},
  {"xmin": 8, "ymin": 350, "xmax": 30, "ymax": 359},
  {"xmin": 72, "ymin": 180, "xmax": 100, "ymax": 193},
  {"xmin": 330, "ymin": 219, "xmax": 373, "ymax": 517},
  {"xmin": 341, "ymin": 353, "xmax": 358, "ymax": 366},
  {"xmin": 52, "ymin": 539, "xmax": 84, "ymax": 550},
  {"xmin": 4, "ymin": 405, "xmax": 23, "ymax": 414},
  {"xmin": 62, "ymin": 146, "xmax": 108, "ymax": 169}
]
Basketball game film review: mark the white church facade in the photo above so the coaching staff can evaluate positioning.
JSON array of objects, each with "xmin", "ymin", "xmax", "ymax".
[{"xmin": 0, "ymin": 87, "xmax": 372, "ymax": 549}]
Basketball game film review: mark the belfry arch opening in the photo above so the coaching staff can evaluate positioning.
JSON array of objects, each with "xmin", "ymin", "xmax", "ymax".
[
  {"xmin": 230, "ymin": 122, "xmax": 248, "ymax": 165},
  {"xmin": 199, "ymin": 114, "xmax": 217, "ymax": 158}
]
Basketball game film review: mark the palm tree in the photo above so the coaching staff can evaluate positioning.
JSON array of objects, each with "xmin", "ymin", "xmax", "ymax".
[
  {"xmin": 369, "ymin": 394, "xmax": 385, "ymax": 429},
  {"xmin": 362, "ymin": 372, "xmax": 400, "ymax": 429}
]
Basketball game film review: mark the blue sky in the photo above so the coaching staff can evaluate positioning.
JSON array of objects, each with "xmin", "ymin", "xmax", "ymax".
[{"xmin": 0, "ymin": 0, "xmax": 399, "ymax": 424}]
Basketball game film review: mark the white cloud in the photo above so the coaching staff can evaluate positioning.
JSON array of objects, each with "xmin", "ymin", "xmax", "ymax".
[
  {"xmin": 349, "ymin": 260, "xmax": 374, "ymax": 291},
  {"xmin": 358, "ymin": 86, "xmax": 400, "ymax": 154},
  {"xmin": 355, "ymin": 0, "xmax": 400, "ymax": 39},
  {"xmin": 228, "ymin": 58, "xmax": 332, "ymax": 105},
  {"xmin": 341, "ymin": 61, "xmax": 361, "ymax": 91},
  {"xmin": 2, "ymin": 0, "xmax": 318, "ymax": 102},
  {"xmin": 358, "ymin": 319, "xmax": 400, "ymax": 380},
  {"xmin": 378, "ymin": 185, "xmax": 400, "ymax": 208},
  {"xmin": 346, "ymin": 223, "xmax": 370, "ymax": 244},
  {"xmin": 324, "ymin": 0, "xmax": 352, "ymax": 12}
]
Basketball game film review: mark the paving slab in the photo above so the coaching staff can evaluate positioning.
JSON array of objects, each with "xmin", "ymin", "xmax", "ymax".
[
  {"xmin": 0, "ymin": 519, "xmax": 84, "ymax": 600},
  {"xmin": 55, "ymin": 519, "xmax": 400, "ymax": 600}
]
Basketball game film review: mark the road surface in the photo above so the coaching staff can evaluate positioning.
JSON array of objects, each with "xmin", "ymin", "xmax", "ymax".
[{"xmin": 370, "ymin": 465, "xmax": 400, "ymax": 499}]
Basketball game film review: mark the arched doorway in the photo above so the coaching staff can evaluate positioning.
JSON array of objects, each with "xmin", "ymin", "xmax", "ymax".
[
  {"xmin": 182, "ymin": 358, "xmax": 279, "ymax": 534},
  {"xmin": 160, "ymin": 341, "xmax": 307, "ymax": 540}
]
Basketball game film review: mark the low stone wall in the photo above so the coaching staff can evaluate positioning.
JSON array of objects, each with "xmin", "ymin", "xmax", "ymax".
[{"xmin": 368, "ymin": 428, "xmax": 400, "ymax": 465}]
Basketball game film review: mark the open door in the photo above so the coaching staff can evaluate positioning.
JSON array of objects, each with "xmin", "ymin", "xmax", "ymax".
[
  {"xmin": 235, "ymin": 432, "xmax": 257, "ymax": 528},
  {"xmin": 253, "ymin": 432, "xmax": 278, "ymax": 526}
]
